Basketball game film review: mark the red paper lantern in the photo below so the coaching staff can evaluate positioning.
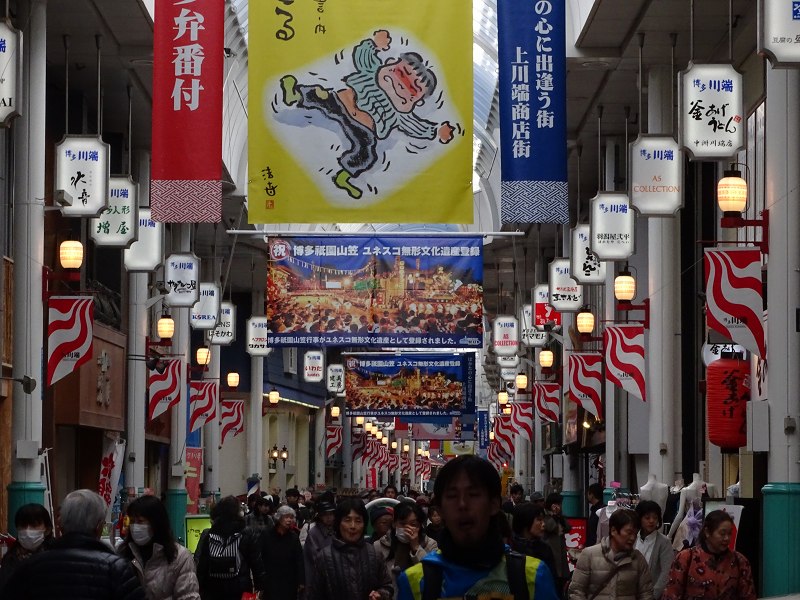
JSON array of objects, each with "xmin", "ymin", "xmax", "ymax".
[{"xmin": 706, "ymin": 357, "xmax": 750, "ymax": 450}]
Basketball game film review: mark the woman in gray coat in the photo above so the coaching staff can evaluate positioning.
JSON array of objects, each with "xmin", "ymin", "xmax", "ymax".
[{"xmin": 634, "ymin": 501, "xmax": 675, "ymax": 598}]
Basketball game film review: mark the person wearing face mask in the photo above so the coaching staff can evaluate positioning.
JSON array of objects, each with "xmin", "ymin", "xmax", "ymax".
[
  {"xmin": 117, "ymin": 495, "xmax": 200, "ymax": 600},
  {"xmin": 0, "ymin": 503, "xmax": 55, "ymax": 595},
  {"xmin": 374, "ymin": 501, "xmax": 438, "ymax": 596}
]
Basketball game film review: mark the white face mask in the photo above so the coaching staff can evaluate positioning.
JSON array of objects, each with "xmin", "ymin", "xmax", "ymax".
[
  {"xmin": 395, "ymin": 528, "xmax": 410, "ymax": 544},
  {"xmin": 130, "ymin": 523, "xmax": 153, "ymax": 546},
  {"xmin": 17, "ymin": 529, "xmax": 45, "ymax": 551}
]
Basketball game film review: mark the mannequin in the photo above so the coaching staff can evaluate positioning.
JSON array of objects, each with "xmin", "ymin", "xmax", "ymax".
[
  {"xmin": 595, "ymin": 499, "xmax": 617, "ymax": 542},
  {"xmin": 667, "ymin": 473, "xmax": 716, "ymax": 539},
  {"xmin": 639, "ymin": 474, "xmax": 669, "ymax": 514}
]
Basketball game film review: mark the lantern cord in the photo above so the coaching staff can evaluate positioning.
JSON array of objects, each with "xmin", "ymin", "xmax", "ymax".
[
  {"xmin": 624, "ymin": 106, "xmax": 630, "ymax": 193},
  {"xmin": 512, "ymin": 235, "xmax": 520, "ymax": 316},
  {"xmin": 535, "ymin": 224, "xmax": 540, "ymax": 287},
  {"xmin": 670, "ymin": 33, "xmax": 678, "ymax": 138},
  {"xmin": 64, "ymin": 35, "xmax": 69, "ymax": 135},
  {"xmin": 638, "ymin": 33, "xmax": 644, "ymax": 136},
  {"xmin": 596, "ymin": 105, "xmax": 603, "ymax": 191},
  {"xmin": 4, "ymin": 0, "xmax": 7, "ymax": 20},
  {"xmin": 576, "ymin": 143, "xmax": 582, "ymax": 224},
  {"xmin": 689, "ymin": 0, "xmax": 695, "ymax": 63},
  {"xmin": 220, "ymin": 201, "xmax": 247, "ymax": 304},
  {"xmin": 728, "ymin": 0, "xmax": 733, "ymax": 63},
  {"xmin": 126, "ymin": 85, "xmax": 132, "ymax": 176},
  {"xmin": 95, "ymin": 35, "xmax": 102, "ymax": 136}
]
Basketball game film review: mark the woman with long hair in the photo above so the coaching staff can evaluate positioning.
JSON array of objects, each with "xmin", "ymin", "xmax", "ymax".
[
  {"xmin": 510, "ymin": 502, "xmax": 556, "ymax": 576},
  {"xmin": 118, "ymin": 495, "xmax": 199, "ymax": 600},
  {"xmin": 0, "ymin": 504, "xmax": 55, "ymax": 595},
  {"xmin": 661, "ymin": 510, "xmax": 755, "ymax": 600}
]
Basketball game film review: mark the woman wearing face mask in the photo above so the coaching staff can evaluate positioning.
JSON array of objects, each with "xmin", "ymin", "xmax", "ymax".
[
  {"xmin": 0, "ymin": 503, "xmax": 55, "ymax": 595},
  {"xmin": 374, "ymin": 501, "xmax": 438, "ymax": 596},
  {"xmin": 118, "ymin": 495, "xmax": 200, "ymax": 600}
]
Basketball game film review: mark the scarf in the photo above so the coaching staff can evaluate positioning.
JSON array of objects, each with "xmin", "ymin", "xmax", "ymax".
[{"xmin": 438, "ymin": 527, "xmax": 506, "ymax": 570}]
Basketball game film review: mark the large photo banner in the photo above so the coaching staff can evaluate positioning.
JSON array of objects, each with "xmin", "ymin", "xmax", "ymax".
[
  {"xmin": 345, "ymin": 352, "xmax": 475, "ymax": 417},
  {"xmin": 267, "ymin": 236, "xmax": 483, "ymax": 348},
  {"xmin": 249, "ymin": 1, "xmax": 472, "ymax": 224}
]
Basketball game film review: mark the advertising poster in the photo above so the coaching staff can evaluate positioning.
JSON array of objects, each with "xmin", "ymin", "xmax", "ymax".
[
  {"xmin": 267, "ymin": 236, "xmax": 483, "ymax": 348},
  {"xmin": 345, "ymin": 352, "xmax": 475, "ymax": 417},
  {"xmin": 566, "ymin": 517, "xmax": 587, "ymax": 572},
  {"xmin": 185, "ymin": 448, "xmax": 203, "ymax": 515}
]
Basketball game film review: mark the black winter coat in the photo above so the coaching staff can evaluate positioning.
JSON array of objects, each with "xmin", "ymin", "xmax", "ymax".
[
  {"xmin": 1, "ymin": 533, "xmax": 145, "ymax": 600},
  {"xmin": 306, "ymin": 538, "xmax": 392, "ymax": 600},
  {"xmin": 195, "ymin": 523, "xmax": 266, "ymax": 600},
  {"xmin": 262, "ymin": 527, "xmax": 304, "ymax": 599}
]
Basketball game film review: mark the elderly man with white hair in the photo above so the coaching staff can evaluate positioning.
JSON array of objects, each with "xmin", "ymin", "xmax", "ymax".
[
  {"xmin": 261, "ymin": 504, "xmax": 305, "ymax": 599},
  {"xmin": 4, "ymin": 489, "xmax": 145, "ymax": 600}
]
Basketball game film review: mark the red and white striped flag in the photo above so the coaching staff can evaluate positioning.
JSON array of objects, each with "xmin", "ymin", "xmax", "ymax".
[
  {"xmin": 487, "ymin": 439, "xmax": 510, "ymax": 470},
  {"xmin": 148, "ymin": 359, "xmax": 182, "ymax": 421},
  {"xmin": 387, "ymin": 453, "xmax": 400, "ymax": 472},
  {"xmin": 533, "ymin": 382, "xmax": 561, "ymax": 423},
  {"xmin": 220, "ymin": 399, "xmax": 244, "ymax": 446},
  {"xmin": 604, "ymin": 325, "xmax": 647, "ymax": 402},
  {"xmin": 415, "ymin": 457, "xmax": 432, "ymax": 480},
  {"xmin": 510, "ymin": 402, "xmax": 534, "ymax": 443},
  {"xmin": 351, "ymin": 431, "xmax": 366, "ymax": 462},
  {"xmin": 705, "ymin": 248, "xmax": 766, "ymax": 358},
  {"xmin": 568, "ymin": 353, "xmax": 603, "ymax": 417},
  {"xmin": 325, "ymin": 425, "xmax": 343, "ymax": 458},
  {"xmin": 493, "ymin": 416, "xmax": 516, "ymax": 460},
  {"xmin": 47, "ymin": 296, "xmax": 94, "ymax": 386},
  {"xmin": 401, "ymin": 454, "xmax": 411, "ymax": 474},
  {"xmin": 189, "ymin": 381, "xmax": 218, "ymax": 432}
]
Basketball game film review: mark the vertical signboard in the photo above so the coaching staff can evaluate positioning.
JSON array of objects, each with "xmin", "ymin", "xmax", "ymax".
[
  {"xmin": 0, "ymin": 21, "xmax": 21, "ymax": 125},
  {"xmin": 304, "ymin": 350, "xmax": 324, "ymax": 383},
  {"xmin": 124, "ymin": 208, "xmax": 164, "ymax": 272},
  {"xmin": 493, "ymin": 316, "xmax": 519, "ymax": 357},
  {"xmin": 759, "ymin": 0, "xmax": 800, "ymax": 67},
  {"xmin": 164, "ymin": 253, "xmax": 200, "ymax": 308},
  {"xmin": 90, "ymin": 177, "xmax": 138, "ymax": 247},
  {"xmin": 534, "ymin": 284, "xmax": 561, "ymax": 329},
  {"xmin": 326, "ymin": 364, "xmax": 345, "ymax": 393},
  {"xmin": 570, "ymin": 224, "xmax": 606, "ymax": 284},
  {"xmin": 590, "ymin": 193, "xmax": 635, "ymax": 260},
  {"xmin": 208, "ymin": 302, "xmax": 236, "ymax": 345},
  {"xmin": 549, "ymin": 259, "xmax": 583, "ymax": 312},
  {"xmin": 246, "ymin": 317, "xmax": 272, "ymax": 356},
  {"xmin": 190, "ymin": 283, "xmax": 220, "ymax": 330},
  {"xmin": 521, "ymin": 304, "xmax": 548, "ymax": 347},
  {"xmin": 55, "ymin": 135, "xmax": 110, "ymax": 216},
  {"xmin": 630, "ymin": 136, "xmax": 683, "ymax": 215}
]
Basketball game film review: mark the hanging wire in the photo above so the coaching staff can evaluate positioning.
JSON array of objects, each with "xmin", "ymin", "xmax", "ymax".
[
  {"xmin": 728, "ymin": 0, "xmax": 733, "ymax": 62},
  {"xmin": 670, "ymin": 33, "xmax": 678, "ymax": 137},
  {"xmin": 512, "ymin": 235, "xmax": 519, "ymax": 316},
  {"xmin": 95, "ymin": 35, "xmax": 102, "ymax": 135},
  {"xmin": 624, "ymin": 106, "xmax": 631, "ymax": 192},
  {"xmin": 126, "ymin": 86, "xmax": 132, "ymax": 176},
  {"xmin": 596, "ymin": 105, "xmax": 603, "ymax": 189},
  {"xmin": 638, "ymin": 33, "xmax": 645, "ymax": 136},
  {"xmin": 689, "ymin": 0, "xmax": 695, "ymax": 63},
  {"xmin": 64, "ymin": 35, "xmax": 70, "ymax": 135},
  {"xmin": 535, "ymin": 224, "xmax": 541, "ymax": 285}
]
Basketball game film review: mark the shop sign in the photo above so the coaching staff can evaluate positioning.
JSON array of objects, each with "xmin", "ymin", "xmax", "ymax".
[
  {"xmin": 702, "ymin": 342, "xmax": 746, "ymax": 367},
  {"xmin": 0, "ymin": 20, "xmax": 21, "ymax": 125},
  {"xmin": 124, "ymin": 208, "xmax": 163, "ymax": 272},
  {"xmin": 304, "ymin": 350, "xmax": 324, "ymax": 383},
  {"xmin": 492, "ymin": 316, "xmax": 519, "ymax": 357},
  {"xmin": 590, "ymin": 193, "xmax": 635, "ymax": 260},
  {"xmin": 500, "ymin": 367, "xmax": 518, "ymax": 382},
  {"xmin": 90, "ymin": 177, "xmax": 138, "ymax": 247},
  {"xmin": 549, "ymin": 259, "xmax": 583, "ymax": 312},
  {"xmin": 496, "ymin": 354, "xmax": 520, "ymax": 368},
  {"xmin": 55, "ymin": 135, "xmax": 110, "ymax": 217},
  {"xmin": 164, "ymin": 253, "xmax": 200, "ymax": 307},
  {"xmin": 208, "ymin": 302, "xmax": 236, "ymax": 345},
  {"xmin": 534, "ymin": 284, "xmax": 561, "ymax": 329},
  {"xmin": 521, "ymin": 304, "xmax": 548, "ymax": 347},
  {"xmin": 246, "ymin": 317, "xmax": 272, "ymax": 356},
  {"xmin": 630, "ymin": 136, "xmax": 683, "ymax": 215},
  {"xmin": 759, "ymin": 0, "xmax": 800, "ymax": 67},
  {"xmin": 327, "ymin": 364, "xmax": 345, "ymax": 393},
  {"xmin": 570, "ymin": 224, "xmax": 605, "ymax": 284},
  {"xmin": 190, "ymin": 283, "xmax": 219, "ymax": 330}
]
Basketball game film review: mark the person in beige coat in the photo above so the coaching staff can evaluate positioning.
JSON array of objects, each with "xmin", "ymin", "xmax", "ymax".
[{"xmin": 569, "ymin": 509, "xmax": 654, "ymax": 600}]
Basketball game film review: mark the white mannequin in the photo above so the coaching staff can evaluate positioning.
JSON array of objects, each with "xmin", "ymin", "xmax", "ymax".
[
  {"xmin": 667, "ymin": 473, "xmax": 710, "ymax": 539},
  {"xmin": 640, "ymin": 474, "xmax": 669, "ymax": 514},
  {"xmin": 595, "ymin": 499, "xmax": 617, "ymax": 542}
]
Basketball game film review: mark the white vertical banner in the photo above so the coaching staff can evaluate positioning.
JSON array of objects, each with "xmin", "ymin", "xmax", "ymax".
[
  {"xmin": 0, "ymin": 21, "xmax": 21, "ymax": 125},
  {"xmin": 590, "ymin": 193, "xmax": 635, "ymax": 260},
  {"xmin": 164, "ymin": 253, "xmax": 200, "ymax": 307},
  {"xmin": 327, "ymin": 364, "xmax": 345, "ymax": 393},
  {"xmin": 208, "ymin": 302, "xmax": 236, "ymax": 345},
  {"xmin": 124, "ymin": 208, "xmax": 164, "ymax": 272},
  {"xmin": 190, "ymin": 283, "xmax": 220, "ymax": 330},
  {"xmin": 246, "ymin": 317, "xmax": 272, "ymax": 356},
  {"xmin": 90, "ymin": 177, "xmax": 139, "ymax": 247},
  {"xmin": 304, "ymin": 350, "xmax": 324, "ymax": 383},
  {"xmin": 493, "ymin": 316, "xmax": 519, "ymax": 356},
  {"xmin": 758, "ymin": 0, "xmax": 800, "ymax": 67},
  {"xmin": 521, "ymin": 304, "xmax": 547, "ymax": 347},
  {"xmin": 55, "ymin": 135, "xmax": 111, "ymax": 216},
  {"xmin": 630, "ymin": 136, "xmax": 683, "ymax": 215},
  {"xmin": 98, "ymin": 437, "xmax": 126, "ymax": 521},
  {"xmin": 549, "ymin": 259, "xmax": 583, "ymax": 312},
  {"xmin": 570, "ymin": 224, "xmax": 606, "ymax": 284}
]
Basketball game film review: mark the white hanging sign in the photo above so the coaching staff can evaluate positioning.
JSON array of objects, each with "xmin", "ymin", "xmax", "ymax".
[
  {"xmin": 246, "ymin": 316, "xmax": 272, "ymax": 356},
  {"xmin": 679, "ymin": 63, "xmax": 744, "ymax": 160},
  {"xmin": 534, "ymin": 284, "xmax": 561, "ymax": 330},
  {"xmin": 492, "ymin": 316, "xmax": 519, "ymax": 357},
  {"xmin": 208, "ymin": 302, "xmax": 236, "ymax": 345},
  {"xmin": 164, "ymin": 253, "xmax": 200, "ymax": 307},
  {"xmin": 327, "ymin": 363, "xmax": 345, "ymax": 393},
  {"xmin": 0, "ymin": 21, "xmax": 21, "ymax": 125},
  {"xmin": 124, "ymin": 209, "xmax": 163, "ymax": 272},
  {"xmin": 549, "ymin": 259, "xmax": 583, "ymax": 313},
  {"xmin": 190, "ymin": 283, "xmax": 220, "ymax": 330},
  {"xmin": 590, "ymin": 193, "xmax": 635, "ymax": 260},
  {"xmin": 90, "ymin": 176, "xmax": 138, "ymax": 247},
  {"xmin": 304, "ymin": 351, "xmax": 325, "ymax": 383},
  {"xmin": 55, "ymin": 134, "xmax": 111, "ymax": 216},
  {"xmin": 630, "ymin": 136, "xmax": 683, "ymax": 215},
  {"xmin": 570, "ymin": 224, "xmax": 606, "ymax": 284},
  {"xmin": 496, "ymin": 354, "xmax": 520, "ymax": 368},
  {"xmin": 521, "ymin": 304, "xmax": 548, "ymax": 347},
  {"xmin": 500, "ymin": 367, "xmax": 518, "ymax": 382},
  {"xmin": 758, "ymin": 0, "xmax": 800, "ymax": 67}
]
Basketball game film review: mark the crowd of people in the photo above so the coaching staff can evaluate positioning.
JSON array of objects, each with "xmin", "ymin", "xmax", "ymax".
[{"xmin": 0, "ymin": 457, "xmax": 756, "ymax": 600}]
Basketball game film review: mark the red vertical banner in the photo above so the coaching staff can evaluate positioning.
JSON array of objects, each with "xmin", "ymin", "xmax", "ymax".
[
  {"xmin": 185, "ymin": 448, "xmax": 203, "ymax": 515},
  {"xmin": 47, "ymin": 297, "xmax": 94, "ymax": 386},
  {"xmin": 152, "ymin": 0, "xmax": 223, "ymax": 222}
]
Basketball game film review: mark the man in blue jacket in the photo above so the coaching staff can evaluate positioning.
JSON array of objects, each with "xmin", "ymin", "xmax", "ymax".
[{"xmin": 397, "ymin": 455, "xmax": 558, "ymax": 600}]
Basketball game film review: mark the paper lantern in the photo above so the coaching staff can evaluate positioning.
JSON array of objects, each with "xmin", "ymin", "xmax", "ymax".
[
  {"xmin": 157, "ymin": 313, "xmax": 175, "ymax": 339},
  {"xmin": 706, "ymin": 356, "xmax": 749, "ymax": 450},
  {"xmin": 717, "ymin": 170, "xmax": 747, "ymax": 214},
  {"xmin": 226, "ymin": 372, "xmax": 239, "ymax": 388},
  {"xmin": 615, "ymin": 271, "xmax": 636, "ymax": 302},
  {"xmin": 59, "ymin": 240, "xmax": 84, "ymax": 269}
]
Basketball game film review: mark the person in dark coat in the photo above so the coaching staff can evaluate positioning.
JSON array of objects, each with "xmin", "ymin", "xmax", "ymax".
[
  {"xmin": 586, "ymin": 483, "xmax": 604, "ymax": 548},
  {"xmin": 262, "ymin": 505, "xmax": 305, "ymax": 599},
  {"xmin": 3, "ymin": 489, "xmax": 145, "ymax": 600},
  {"xmin": 0, "ymin": 503, "xmax": 56, "ymax": 595},
  {"xmin": 511, "ymin": 502, "xmax": 557, "ymax": 576}
]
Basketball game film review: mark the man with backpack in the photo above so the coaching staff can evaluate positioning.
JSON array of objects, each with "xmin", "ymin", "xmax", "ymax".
[{"xmin": 396, "ymin": 456, "xmax": 558, "ymax": 600}]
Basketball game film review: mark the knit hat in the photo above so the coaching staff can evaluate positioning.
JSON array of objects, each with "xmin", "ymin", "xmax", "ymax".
[
  {"xmin": 275, "ymin": 505, "xmax": 296, "ymax": 519},
  {"xmin": 370, "ymin": 506, "xmax": 394, "ymax": 524}
]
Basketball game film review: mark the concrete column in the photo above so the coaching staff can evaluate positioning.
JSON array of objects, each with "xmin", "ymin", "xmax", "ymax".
[
  {"xmin": 603, "ymin": 137, "xmax": 619, "ymax": 489},
  {"xmin": 646, "ymin": 66, "xmax": 679, "ymax": 483},
  {"xmin": 394, "ymin": 437, "xmax": 402, "ymax": 489},
  {"xmin": 762, "ymin": 67, "xmax": 800, "ymax": 597},
  {"xmin": 409, "ymin": 441, "xmax": 417, "ymax": 491},
  {"xmin": 277, "ymin": 412, "xmax": 290, "ymax": 492},
  {"xmin": 8, "ymin": 0, "xmax": 47, "ymax": 524},
  {"xmin": 514, "ymin": 434, "xmax": 528, "ymax": 490},
  {"xmin": 533, "ymin": 410, "xmax": 544, "ymax": 492},
  {"xmin": 248, "ymin": 292, "xmax": 265, "ymax": 481},
  {"xmin": 204, "ymin": 344, "xmax": 221, "ymax": 498},
  {"xmin": 342, "ymin": 417, "xmax": 352, "ymax": 488},
  {"xmin": 125, "ymin": 273, "xmax": 148, "ymax": 493},
  {"xmin": 314, "ymin": 407, "xmax": 326, "ymax": 487}
]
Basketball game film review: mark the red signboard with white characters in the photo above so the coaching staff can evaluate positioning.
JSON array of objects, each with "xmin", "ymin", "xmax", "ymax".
[
  {"xmin": 47, "ymin": 296, "xmax": 94, "ymax": 386},
  {"xmin": 566, "ymin": 517, "xmax": 587, "ymax": 572},
  {"xmin": 534, "ymin": 284, "xmax": 561, "ymax": 329},
  {"xmin": 151, "ymin": 0, "xmax": 223, "ymax": 222},
  {"xmin": 568, "ymin": 353, "xmax": 603, "ymax": 417},
  {"xmin": 185, "ymin": 448, "xmax": 203, "ymax": 515}
]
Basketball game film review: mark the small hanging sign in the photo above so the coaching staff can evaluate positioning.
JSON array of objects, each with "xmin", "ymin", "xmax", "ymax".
[
  {"xmin": 327, "ymin": 364, "xmax": 345, "ymax": 393},
  {"xmin": 246, "ymin": 316, "xmax": 272, "ymax": 356},
  {"xmin": 500, "ymin": 367, "xmax": 518, "ymax": 382},
  {"xmin": 124, "ymin": 208, "xmax": 164, "ymax": 272},
  {"xmin": 496, "ymin": 354, "xmax": 520, "ymax": 368},
  {"xmin": 90, "ymin": 176, "xmax": 138, "ymax": 247},
  {"xmin": 549, "ymin": 259, "xmax": 583, "ymax": 313},
  {"xmin": 521, "ymin": 304, "xmax": 548, "ymax": 347},
  {"xmin": 208, "ymin": 302, "xmax": 236, "ymax": 345},
  {"xmin": 758, "ymin": 0, "xmax": 800, "ymax": 68},
  {"xmin": 55, "ymin": 134, "xmax": 111, "ymax": 216},
  {"xmin": 0, "ymin": 20, "xmax": 21, "ymax": 126},
  {"xmin": 590, "ymin": 193, "xmax": 635, "ymax": 260},
  {"xmin": 492, "ymin": 316, "xmax": 519, "ymax": 357},
  {"xmin": 534, "ymin": 284, "xmax": 561, "ymax": 330},
  {"xmin": 164, "ymin": 253, "xmax": 200, "ymax": 308},
  {"xmin": 304, "ymin": 351, "xmax": 325, "ymax": 383},
  {"xmin": 630, "ymin": 136, "xmax": 683, "ymax": 216},
  {"xmin": 679, "ymin": 62, "xmax": 744, "ymax": 160},
  {"xmin": 570, "ymin": 224, "xmax": 606, "ymax": 284},
  {"xmin": 190, "ymin": 283, "xmax": 220, "ymax": 330}
]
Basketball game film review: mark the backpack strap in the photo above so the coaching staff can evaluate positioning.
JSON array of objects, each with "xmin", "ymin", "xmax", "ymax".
[
  {"xmin": 421, "ymin": 560, "xmax": 444, "ymax": 600},
  {"xmin": 505, "ymin": 551, "xmax": 531, "ymax": 600}
]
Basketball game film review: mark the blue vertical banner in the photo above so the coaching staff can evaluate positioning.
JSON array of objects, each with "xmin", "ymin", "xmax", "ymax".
[
  {"xmin": 498, "ymin": 0, "xmax": 568, "ymax": 224},
  {"xmin": 477, "ymin": 410, "xmax": 490, "ymax": 449}
]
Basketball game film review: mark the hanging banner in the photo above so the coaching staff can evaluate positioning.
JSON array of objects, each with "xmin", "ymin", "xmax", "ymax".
[
  {"xmin": 493, "ymin": 416, "xmax": 516, "ymax": 460},
  {"xmin": 630, "ymin": 136, "xmax": 683, "ymax": 215},
  {"xmin": 90, "ymin": 176, "xmax": 138, "ymax": 247},
  {"xmin": 246, "ymin": 317, "xmax": 272, "ymax": 356},
  {"xmin": 401, "ymin": 454, "xmax": 411, "ymax": 474},
  {"xmin": 267, "ymin": 236, "xmax": 483, "ymax": 348},
  {"xmin": 344, "ymin": 352, "xmax": 475, "ymax": 417},
  {"xmin": 604, "ymin": 325, "xmax": 647, "ymax": 402},
  {"xmin": 0, "ymin": 20, "xmax": 20, "ymax": 125},
  {"xmin": 534, "ymin": 284, "xmax": 561, "ymax": 329},
  {"xmin": 570, "ymin": 224, "xmax": 606, "ymax": 284},
  {"xmin": 487, "ymin": 439, "xmax": 510, "ymax": 471},
  {"xmin": 249, "ymin": 1, "xmax": 472, "ymax": 224},
  {"xmin": 568, "ymin": 353, "xmax": 603, "ymax": 417},
  {"xmin": 47, "ymin": 297, "xmax": 94, "ymax": 387},
  {"xmin": 534, "ymin": 382, "xmax": 561, "ymax": 423},
  {"xmin": 759, "ymin": 0, "xmax": 800, "ymax": 67},
  {"xmin": 443, "ymin": 440, "xmax": 475, "ymax": 457},
  {"xmin": 55, "ymin": 135, "xmax": 110, "ymax": 216},
  {"xmin": 151, "ymin": 0, "xmax": 223, "ymax": 222},
  {"xmin": 387, "ymin": 453, "xmax": 400, "ymax": 471},
  {"xmin": 590, "ymin": 193, "xmax": 635, "ymax": 260},
  {"xmin": 477, "ymin": 410, "xmax": 490, "ymax": 449},
  {"xmin": 304, "ymin": 350, "xmax": 325, "ymax": 383},
  {"xmin": 498, "ymin": 0, "xmax": 568, "ymax": 223},
  {"xmin": 148, "ymin": 359, "xmax": 182, "ymax": 421},
  {"xmin": 326, "ymin": 364, "xmax": 345, "ymax": 393},
  {"xmin": 124, "ymin": 208, "xmax": 164, "ymax": 272},
  {"xmin": 190, "ymin": 283, "xmax": 220, "ymax": 330},
  {"xmin": 521, "ymin": 304, "xmax": 548, "ymax": 347},
  {"xmin": 351, "ymin": 431, "xmax": 367, "ymax": 463},
  {"xmin": 220, "ymin": 399, "xmax": 245, "ymax": 446},
  {"xmin": 189, "ymin": 381, "xmax": 218, "ymax": 433},
  {"xmin": 679, "ymin": 63, "xmax": 744, "ymax": 160},
  {"xmin": 493, "ymin": 316, "xmax": 519, "ymax": 357},
  {"xmin": 411, "ymin": 420, "xmax": 460, "ymax": 441},
  {"xmin": 208, "ymin": 302, "xmax": 236, "ymax": 345},
  {"xmin": 185, "ymin": 448, "xmax": 203, "ymax": 515},
  {"xmin": 497, "ymin": 355, "xmax": 521, "ymax": 369},
  {"xmin": 510, "ymin": 402, "xmax": 534, "ymax": 443},
  {"xmin": 325, "ymin": 425, "xmax": 343, "ymax": 458},
  {"xmin": 549, "ymin": 259, "xmax": 583, "ymax": 312},
  {"xmin": 98, "ymin": 437, "xmax": 126, "ymax": 520},
  {"xmin": 704, "ymin": 248, "xmax": 766, "ymax": 358},
  {"xmin": 164, "ymin": 253, "xmax": 200, "ymax": 308}
]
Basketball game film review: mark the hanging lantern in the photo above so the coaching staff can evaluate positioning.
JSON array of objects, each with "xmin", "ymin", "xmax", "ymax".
[
  {"xmin": 614, "ymin": 271, "xmax": 636, "ymax": 302},
  {"xmin": 59, "ymin": 240, "xmax": 84, "ymax": 269},
  {"xmin": 376, "ymin": 431, "xmax": 383, "ymax": 440},
  {"xmin": 403, "ymin": 443, "xmax": 410, "ymax": 453},
  {"xmin": 382, "ymin": 437, "xmax": 389, "ymax": 445},
  {"xmin": 417, "ymin": 447, "xmax": 423, "ymax": 455},
  {"xmin": 706, "ymin": 356, "xmax": 749, "ymax": 450},
  {"xmin": 515, "ymin": 373, "xmax": 528, "ymax": 390},
  {"xmin": 226, "ymin": 372, "xmax": 240, "ymax": 388},
  {"xmin": 717, "ymin": 169, "xmax": 747, "ymax": 214},
  {"xmin": 196, "ymin": 346, "xmax": 211, "ymax": 366},
  {"xmin": 576, "ymin": 306, "xmax": 595, "ymax": 334},
  {"xmin": 391, "ymin": 441, "xmax": 398, "ymax": 449},
  {"xmin": 157, "ymin": 312, "xmax": 175, "ymax": 339},
  {"xmin": 269, "ymin": 388, "xmax": 280, "ymax": 404},
  {"xmin": 539, "ymin": 349, "xmax": 555, "ymax": 369},
  {"xmin": 503, "ymin": 405, "xmax": 512, "ymax": 415},
  {"xmin": 356, "ymin": 416, "xmax": 365, "ymax": 426},
  {"xmin": 497, "ymin": 391, "xmax": 509, "ymax": 405},
  {"xmin": 489, "ymin": 430, "xmax": 495, "ymax": 441},
  {"xmin": 330, "ymin": 405, "xmax": 340, "ymax": 418}
]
